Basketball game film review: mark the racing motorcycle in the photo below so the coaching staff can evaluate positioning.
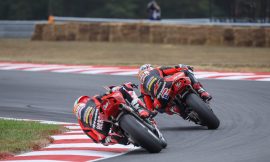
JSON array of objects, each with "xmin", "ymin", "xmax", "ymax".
[
  {"xmin": 100, "ymin": 87, "xmax": 167, "ymax": 153},
  {"xmin": 161, "ymin": 71, "xmax": 220, "ymax": 129}
]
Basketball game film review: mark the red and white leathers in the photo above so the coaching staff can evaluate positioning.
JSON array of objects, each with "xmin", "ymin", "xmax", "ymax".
[
  {"xmin": 138, "ymin": 64, "xmax": 212, "ymax": 115},
  {"xmin": 73, "ymin": 82, "xmax": 149, "ymax": 145}
]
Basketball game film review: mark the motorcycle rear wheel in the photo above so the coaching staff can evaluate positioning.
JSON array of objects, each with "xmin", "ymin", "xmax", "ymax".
[
  {"xmin": 185, "ymin": 93, "xmax": 220, "ymax": 129},
  {"xmin": 119, "ymin": 114, "xmax": 163, "ymax": 153}
]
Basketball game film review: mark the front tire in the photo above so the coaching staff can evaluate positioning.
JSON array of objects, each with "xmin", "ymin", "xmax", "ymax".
[
  {"xmin": 159, "ymin": 136, "xmax": 167, "ymax": 148},
  {"xmin": 119, "ymin": 114, "xmax": 163, "ymax": 153},
  {"xmin": 185, "ymin": 93, "xmax": 220, "ymax": 129}
]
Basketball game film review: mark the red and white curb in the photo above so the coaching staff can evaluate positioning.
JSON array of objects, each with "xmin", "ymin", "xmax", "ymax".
[
  {"xmin": 0, "ymin": 117, "xmax": 137, "ymax": 162},
  {"xmin": 0, "ymin": 62, "xmax": 270, "ymax": 81}
]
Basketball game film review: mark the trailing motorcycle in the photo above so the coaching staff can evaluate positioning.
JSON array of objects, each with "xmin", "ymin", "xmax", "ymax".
[
  {"xmin": 162, "ymin": 71, "xmax": 220, "ymax": 129},
  {"xmin": 100, "ymin": 87, "xmax": 167, "ymax": 153}
]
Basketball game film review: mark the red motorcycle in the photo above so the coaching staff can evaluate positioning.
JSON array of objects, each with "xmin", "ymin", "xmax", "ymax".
[
  {"xmin": 100, "ymin": 87, "xmax": 167, "ymax": 153},
  {"xmin": 162, "ymin": 71, "xmax": 220, "ymax": 129}
]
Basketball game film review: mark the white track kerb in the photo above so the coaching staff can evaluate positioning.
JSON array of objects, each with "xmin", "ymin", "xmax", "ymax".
[
  {"xmin": 0, "ymin": 62, "xmax": 270, "ymax": 81},
  {"xmin": 0, "ymin": 117, "xmax": 138, "ymax": 162}
]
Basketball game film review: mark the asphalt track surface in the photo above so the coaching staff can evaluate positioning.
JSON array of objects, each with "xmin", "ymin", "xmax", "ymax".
[{"xmin": 1, "ymin": 70, "xmax": 270, "ymax": 162}]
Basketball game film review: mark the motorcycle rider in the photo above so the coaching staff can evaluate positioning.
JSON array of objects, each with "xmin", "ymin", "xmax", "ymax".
[
  {"xmin": 73, "ymin": 82, "xmax": 150, "ymax": 146},
  {"xmin": 138, "ymin": 64, "xmax": 212, "ymax": 115}
]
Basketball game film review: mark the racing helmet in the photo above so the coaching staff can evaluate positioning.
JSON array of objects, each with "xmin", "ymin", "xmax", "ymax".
[
  {"xmin": 137, "ymin": 64, "xmax": 153, "ymax": 82},
  {"xmin": 73, "ymin": 96, "xmax": 90, "ymax": 115},
  {"xmin": 137, "ymin": 64, "xmax": 154, "ymax": 80},
  {"xmin": 139, "ymin": 64, "xmax": 153, "ymax": 73}
]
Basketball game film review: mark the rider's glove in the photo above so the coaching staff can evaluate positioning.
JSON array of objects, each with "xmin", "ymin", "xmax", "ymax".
[
  {"xmin": 131, "ymin": 83, "xmax": 138, "ymax": 89},
  {"xmin": 103, "ymin": 134, "xmax": 129, "ymax": 146}
]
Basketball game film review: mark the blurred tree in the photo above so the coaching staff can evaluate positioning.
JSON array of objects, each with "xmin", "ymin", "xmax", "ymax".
[
  {"xmin": 0, "ymin": 0, "xmax": 10, "ymax": 19},
  {"xmin": 88, "ymin": 0, "xmax": 139, "ymax": 18},
  {"xmin": 212, "ymin": 0, "xmax": 270, "ymax": 22},
  {"xmin": 0, "ymin": 0, "xmax": 210, "ymax": 19},
  {"xmin": 158, "ymin": 0, "xmax": 209, "ymax": 18},
  {"xmin": 0, "ymin": 0, "xmax": 48, "ymax": 20}
]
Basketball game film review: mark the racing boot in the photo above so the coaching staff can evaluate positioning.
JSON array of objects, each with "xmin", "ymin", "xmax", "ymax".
[
  {"xmin": 103, "ymin": 133, "xmax": 129, "ymax": 146},
  {"xmin": 193, "ymin": 82, "xmax": 212, "ymax": 101},
  {"xmin": 165, "ymin": 105, "xmax": 180, "ymax": 115},
  {"xmin": 131, "ymin": 100, "xmax": 150, "ymax": 118}
]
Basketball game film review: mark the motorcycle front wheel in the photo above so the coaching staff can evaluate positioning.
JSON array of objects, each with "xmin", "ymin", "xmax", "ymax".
[
  {"xmin": 185, "ymin": 93, "xmax": 220, "ymax": 129},
  {"xmin": 119, "ymin": 114, "xmax": 163, "ymax": 153}
]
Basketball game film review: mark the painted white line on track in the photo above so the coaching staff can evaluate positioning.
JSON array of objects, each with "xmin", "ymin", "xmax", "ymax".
[
  {"xmin": 0, "ymin": 65, "xmax": 34, "ymax": 70},
  {"xmin": 216, "ymin": 75, "xmax": 264, "ymax": 80},
  {"xmin": 64, "ymin": 125, "xmax": 81, "ymax": 129},
  {"xmin": 18, "ymin": 150, "xmax": 119, "ymax": 157},
  {"xmin": 195, "ymin": 73, "xmax": 254, "ymax": 78},
  {"xmin": 51, "ymin": 68, "xmax": 92, "ymax": 73},
  {"xmin": 46, "ymin": 143, "xmax": 136, "ymax": 149},
  {"xmin": 80, "ymin": 69, "xmax": 122, "ymax": 74},
  {"xmin": 111, "ymin": 71, "xmax": 138, "ymax": 75},
  {"xmin": 51, "ymin": 135, "xmax": 89, "ymax": 140},
  {"xmin": 23, "ymin": 66, "xmax": 65, "ymax": 71},
  {"xmin": 0, "ymin": 117, "xmax": 77, "ymax": 125},
  {"xmin": 64, "ymin": 130, "xmax": 84, "ymax": 134},
  {"xmin": 256, "ymin": 78, "xmax": 270, "ymax": 81}
]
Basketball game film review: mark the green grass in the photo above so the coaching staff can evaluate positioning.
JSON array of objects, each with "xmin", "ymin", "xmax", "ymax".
[{"xmin": 0, "ymin": 119, "xmax": 64, "ymax": 158}]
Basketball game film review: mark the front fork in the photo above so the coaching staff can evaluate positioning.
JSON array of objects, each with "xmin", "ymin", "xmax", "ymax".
[{"xmin": 115, "ymin": 105, "xmax": 162, "ymax": 144}]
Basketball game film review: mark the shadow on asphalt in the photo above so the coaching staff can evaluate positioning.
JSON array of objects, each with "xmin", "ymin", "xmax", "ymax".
[
  {"xmin": 125, "ymin": 148, "xmax": 156, "ymax": 155},
  {"xmin": 160, "ymin": 126, "xmax": 207, "ymax": 131}
]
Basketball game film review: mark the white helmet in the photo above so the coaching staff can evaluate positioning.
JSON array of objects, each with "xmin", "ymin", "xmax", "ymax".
[
  {"xmin": 139, "ymin": 64, "xmax": 153, "ymax": 72},
  {"xmin": 138, "ymin": 64, "xmax": 153, "ymax": 82},
  {"xmin": 73, "ymin": 96, "xmax": 90, "ymax": 116}
]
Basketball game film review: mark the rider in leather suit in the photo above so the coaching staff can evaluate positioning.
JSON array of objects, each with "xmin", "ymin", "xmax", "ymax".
[
  {"xmin": 73, "ymin": 82, "xmax": 149, "ymax": 146},
  {"xmin": 138, "ymin": 64, "xmax": 212, "ymax": 115}
]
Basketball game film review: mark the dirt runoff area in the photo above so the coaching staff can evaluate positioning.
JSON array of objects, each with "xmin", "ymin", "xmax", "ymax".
[{"xmin": 0, "ymin": 39, "xmax": 270, "ymax": 72}]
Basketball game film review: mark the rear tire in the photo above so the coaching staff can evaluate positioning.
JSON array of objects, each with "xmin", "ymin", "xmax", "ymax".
[
  {"xmin": 119, "ymin": 114, "xmax": 163, "ymax": 153},
  {"xmin": 185, "ymin": 93, "xmax": 220, "ymax": 129}
]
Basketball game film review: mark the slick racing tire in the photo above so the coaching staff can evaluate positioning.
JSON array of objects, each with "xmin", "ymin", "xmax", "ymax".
[
  {"xmin": 186, "ymin": 93, "xmax": 220, "ymax": 129},
  {"xmin": 119, "ymin": 114, "xmax": 163, "ymax": 153}
]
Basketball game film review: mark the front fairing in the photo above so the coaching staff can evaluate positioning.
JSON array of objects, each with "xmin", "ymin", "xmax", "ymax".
[{"xmin": 100, "ymin": 92, "xmax": 126, "ymax": 120}]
